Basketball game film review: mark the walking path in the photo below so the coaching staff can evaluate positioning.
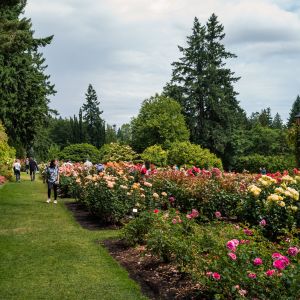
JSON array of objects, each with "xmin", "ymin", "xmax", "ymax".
[{"xmin": 0, "ymin": 174, "xmax": 147, "ymax": 300}]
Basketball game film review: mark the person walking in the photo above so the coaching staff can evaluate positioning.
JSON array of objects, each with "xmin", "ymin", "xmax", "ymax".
[
  {"xmin": 46, "ymin": 159, "xmax": 60, "ymax": 204},
  {"xmin": 29, "ymin": 157, "xmax": 38, "ymax": 181},
  {"xmin": 13, "ymin": 159, "xmax": 21, "ymax": 182}
]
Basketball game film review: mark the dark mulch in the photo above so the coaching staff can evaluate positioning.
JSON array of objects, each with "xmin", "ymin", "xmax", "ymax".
[
  {"xmin": 102, "ymin": 239, "xmax": 208, "ymax": 300},
  {"xmin": 64, "ymin": 201, "xmax": 120, "ymax": 230}
]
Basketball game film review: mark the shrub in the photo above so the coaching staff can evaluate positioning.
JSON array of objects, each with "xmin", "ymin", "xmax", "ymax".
[
  {"xmin": 141, "ymin": 145, "xmax": 168, "ymax": 166},
  {"xmin": 99, "ymin": 143, "xmax": 137, "ymax": 162},
  {"xmin": 233, "ymin": 154, "xmax": 295, "ymax": 173},
  {"xmin": 59, "ymin": 143, "xmax": 100, "ymax": 163},
  {"xmin": 0, "ymin": 122, "xmax": 15, "ymax": 180},
  {"xmin": 168, "ymin": 141, "xmax": 223, "ymax": 169}
]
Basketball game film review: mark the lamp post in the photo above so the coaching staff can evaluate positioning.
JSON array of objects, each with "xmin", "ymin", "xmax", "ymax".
[{"xmin": 295, "ymin": 113, "xmax": 300, "ymax": 168}]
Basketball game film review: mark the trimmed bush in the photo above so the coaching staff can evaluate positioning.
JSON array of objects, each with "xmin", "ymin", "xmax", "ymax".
[
  {"xmin": 99, "ymin": 143, "xmax": 137, "ymax": 162},
  {"xmin": 141, "ymin": 145, "xmax": 168, "ymax": 166},
  {"xmin": 233, "ymin": 154, "xmax": 295, "ymax": 173},
  {"xmin": 168, "ymin": 141, "xmax": 223, "ymax": 169},
  {"xmin": 59, "ymin": 143, "xmax": 100, "ymax": 163}
]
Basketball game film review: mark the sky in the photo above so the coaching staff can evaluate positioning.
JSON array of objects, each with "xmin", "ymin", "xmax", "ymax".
[{"xmin": 25, "ymin": 0, "xmax": 300, "ymax": 127}]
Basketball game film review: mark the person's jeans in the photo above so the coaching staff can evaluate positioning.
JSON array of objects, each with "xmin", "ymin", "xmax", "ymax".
[
  {"xmin": 30, "ymin": 170, "xmax": 36, "ymax": 181},
  {"xmin": 48, "ymin": 182, "xmax": 58, "ymax": 200},
  {"xmin": 15, "ymin": 170, "xmax": 20, "ymax": 182}
]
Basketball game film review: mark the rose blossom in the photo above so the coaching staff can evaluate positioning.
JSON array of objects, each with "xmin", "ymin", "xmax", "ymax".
[
  {"xmin": 248, "ymin": 273, "xmax": 257, "ymax": 279},
  {"xmin": 153, "ymin": 209, "xmax": 159, "ymax": 214},
  {"xmin": 239, "ymin": 289, "xmax": 247, "ymax": 296},
  {"xmin": 243, "ymin": 228, "xmax": 253, "ymax": 236},
  {"xmin": 272, "ymin": 252, "xmax": 283, "ymax": 259},
  {"xmin": 215, "ymin": 211, "xmax": 222, "ymax": 218},
  {"xmin": 287, "ymin": 246, "xmax": 300, "ymax": 257},
  {"xmin": 172, "ymin": 218, "xmax": 177, "ymax": 224},
  {"xmin": 226, "ymin": 240, "xmax": 237, "ymax": 252},
  {"xmin": 259, "ymin": 219, "xmax": 267, "ymax": 227},
  {"xmin": 212, "ymin": 272, "xmax": 221, "ymax": 280},
  {"xmin": 265, "ymin": 269, "xmax": 276, "ymax": 277},
  {"xmin": 273, "ymin": 256, "xmax": 290, "ymax": 270},
  {"xmin": 228, "ymin": 252, "xmax": 237, "ymax": 260},
  {"xmin": 253, "ymin": 258, "xmax": 263, "ymax": 266}
]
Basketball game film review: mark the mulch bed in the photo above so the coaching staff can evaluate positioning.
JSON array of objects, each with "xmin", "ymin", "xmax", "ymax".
[
  {"xmin": 64, "ymin": 201, "xmax": 120, "ymax": 230},
  {"xmin": 65, "ymin": 201, "xmax": 208, "ymax": 299},
  {"xmin": 102, "ymin": 239, "xmax": 208, "ymax": 300}
]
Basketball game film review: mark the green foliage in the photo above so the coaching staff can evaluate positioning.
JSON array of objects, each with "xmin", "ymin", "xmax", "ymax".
[
  {"xmin": 164, "ymin": 14, "xmax": 245, "ymax": 168},
  {"xmin": 59, "ymin": 143, "xmax": 100, "ymax": 163},
  {"xmin": 0, "ymin": 122, "xmax": 15, "ymax": 179},
  {"xmin": 47, "ymin": 144, "xmax": 60, "ymax": 160},
  {"xmin": 99, "ymin": 143, "xmax": 137, "ymax": 162},
  {"xmin": 82, "ymin": 84, "xmax": 105, "ymax": 148},
  {"xmin": 141, "ymin": 145, "xmax": 168, "ymax": 166},
  {"xmin": 0, "ymin": 0, "xmax": 55, "ymax": 152},
  {"xmin": 167, "ymin": 141, "xmax": 223, "ymax": 169},
  {"xmin": 117, "ymin": 123, "xmax": 132, "ymax": 145},
  {"xmin": 105, "ymin": 124, "xmax": 117, "ymax": 144},
  {"xmin": 123, "ymin": 211, "xmax": 300, "ymax": 299},
  {"xmin": 287, "ymin": 95, "xmax": 300, "ymax": 128},
  {"xmin": 131, "ymin": 95, "xmax": 190, "ymax": 152},
  {"xmin": 233, "ymin": 154, "xmax": 295, "ymax": 173}
]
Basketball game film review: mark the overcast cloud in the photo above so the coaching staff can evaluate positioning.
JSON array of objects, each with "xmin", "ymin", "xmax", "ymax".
[{"xmin": 25, "ymin": 0, "xmax": 300, "ymax": 126}]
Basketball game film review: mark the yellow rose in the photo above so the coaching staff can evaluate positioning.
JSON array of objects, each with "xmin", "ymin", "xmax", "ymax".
[{"xmin": 278, "ymin": 201, "xmax": 285, "ymax": 207}]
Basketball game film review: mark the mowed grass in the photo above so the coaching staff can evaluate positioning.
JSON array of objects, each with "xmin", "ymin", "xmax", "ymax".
[{"xmin": 0, "ymin": 174, "xmax": 147, "ymax": 300}]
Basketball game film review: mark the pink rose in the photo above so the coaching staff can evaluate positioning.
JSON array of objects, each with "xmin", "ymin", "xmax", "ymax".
[
  {"xmin": 212, "ymin": 272, "xmax": 221, "ymax": 280},
  {"xmin": 186, "ymin": 214, "xmax": 192, "ymax": 219},
  {"xmin": 169, "ymin": 196, "xmax": 175, "ymax": 203},
  {"xmin": 215, "ymin": 211, "xmax": 222, "ymax": 218},
  {"xmin": 206, "ymin": 271, "xmax": 212, "ymax": 277},
  {"xmin": 272, "ymin": 252, "xmax": 283, "ymax": 259},
  {"xmin": 228, "ymin": 252, "xmax": 237, "ymax": 260},
  {"xmin": 232, "ymin": 239, "xmax": 240, "ymax": 246},
  {"xmin": 191, "ymin": 209, "xmax": 199, "ymax": 218},
  {"xmin": 287, "ymin": 246, "xmax": 300, "ymax": 257},
  {"xmin": 253, "ymin": 258, "xmax": 263, "ymax": 266},
  {"xmin": 239, "ymin": 289, "xmax": 247, "ymax": 296},
  {"xmin": 248, "ymin": 272, "xmax": 257, "ymax": 279},
  {"xmin": 259, "ymin": 219, "xmax": 266, "ymax": 227},
  {"xmin": 273, "ymin": 256, "xmax": 289, "ymax": 270},
  {"xmin": 265, "ymin": 269, "xmax": 276, "ymax": 277},
  {"xmin": 172, "ymin": 218, "xmax": 177, "ymax": 224},
  {"xmin": 243, "ymin": 228, "xmax": 253, "ymax": 236},
  {"xmin": 226, "ymin": 240, "xmax": 237, "ymax": 252}
]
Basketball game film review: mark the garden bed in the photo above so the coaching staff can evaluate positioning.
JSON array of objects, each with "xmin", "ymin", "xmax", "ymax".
[{"xmin": 103, "ymin": 239, "xmax": 207, "ymax": 300}]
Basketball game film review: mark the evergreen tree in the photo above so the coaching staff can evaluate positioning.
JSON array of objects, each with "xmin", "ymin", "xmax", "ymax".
[
  {"xmin": 117, "ymin": 123, "xmax": 132, "ymax": 145},
  {"xmin": 164, "ymin": 14, "xmax": 245, "ymax": 168},
  {"xmin": 272, "ymin": 113, "xmax": 283, "ymax": 129},
  {"xmin": 82, "ymin": 84, "xmax": 105, "ymax": 148},
  {"xmin": 105, "ymin": 124, "xmax": 117, "ymax": 144},
  {"xmin": 287, "ymin": 95, "xmax": 300, "ymax": 128},
  {"xmin": 258, "ymin": 107, "xmax": 272, "ymax": 127},
  {"xmin": 0, "ymin": 0, "xmax": 55, "ymax": 153}
]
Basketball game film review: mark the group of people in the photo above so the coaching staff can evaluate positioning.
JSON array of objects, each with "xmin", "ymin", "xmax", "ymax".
[{"xmin": 13, "ymin": 157, "xmax": 38, "ymax": 182}]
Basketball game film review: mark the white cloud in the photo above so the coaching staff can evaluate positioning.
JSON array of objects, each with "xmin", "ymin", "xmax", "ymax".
[{"xmin": 25, "ymin": 0, "xmax": 300, "ymax": 126}]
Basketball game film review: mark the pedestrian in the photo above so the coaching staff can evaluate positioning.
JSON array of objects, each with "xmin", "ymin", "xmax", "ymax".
[
  {"xmin": 96, "ymin": 163, "xmax": 105, "ymax": 174},
  {"xmin": 25, "ymin": 158, "xmax": 29, "ymax": 174},
  {"xmin": 84, "ymin": 158, "xmax": 93, "ymax": 169},
  {"xmin": 13, "ymin": 159, "xmax": 21, "ymax": 182},
  {"xmin": 46, "ymin": 159, "xmax": 59, "ymax": 204},
  {"xmin": 29, "ymin": 157, "xmax": 38, "ymax": 181}
]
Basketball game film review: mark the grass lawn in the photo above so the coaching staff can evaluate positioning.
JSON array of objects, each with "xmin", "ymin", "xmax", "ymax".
[{"xmin": 0, "ymin": 174, "xmax": 147, "ymax": 300}]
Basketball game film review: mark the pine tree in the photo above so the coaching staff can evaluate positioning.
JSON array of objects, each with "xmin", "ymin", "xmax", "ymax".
[
  {"xmin": 82, "ymin": 84, "xmax": 105, "ymax": 148},
  {"xmin": 105, "ymin": 124, "xmax": 117, "ymax": 144},
  {"xmin": 164, "ymin": 14, "xmax": 244, "ymax": 168},
  {"xmin": 287, "ymin": 95, "xmax": 300, "ymax": 128},
  {"xmin": 258, "ymin": 108, "xmax": 272, "ymax": 127},
  {"xmin": 272, "ymin": 113, "xmax": 283, "ymax": 129},
  {"xmin": 0, "ymin": 0, "xmax": 55, "ymax": 153}
]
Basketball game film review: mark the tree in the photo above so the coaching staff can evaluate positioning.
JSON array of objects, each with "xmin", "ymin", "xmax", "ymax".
[
  {"xmin": 99, "ymin": 143, "xmax": 137, "ymax": 162},
  {"xmin": 164, "ymin": 14, "xmax": 245, "ymax": 168},
  {"xmin": 0, "ymin": 0, "xmax": 55, "ymax": 153},
  {"xmin": 258, "ymin": 107, "xmax": 272, "ymax": 127},
  {"xmin": 131, "ymin": 95, "xmax": 190, "ymax": 152},
  {"xmin": 272, "ymin": 113, "xmax": 283, "ymax": 129},
  {"xmin": 82, "ymin": 84, "xmax": 105, "ymax": 148},
  {"xmin": 105, "ymin": 124, "xmax": 117, "ymax": 144},
  {"xmin": 117, "ymin": 123, "xmax": 132, "ymax": 145},
  {"xmin": 287, "ymin": 95, "xmax": 300, "ymax": 128},
  {"xmin": 59, "ymin": 143, "xmax": 100, "ymax": 163}
]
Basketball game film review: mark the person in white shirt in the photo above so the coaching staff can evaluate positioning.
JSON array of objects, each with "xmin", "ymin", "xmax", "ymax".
[
  {"xmin": 13, "ymin": 159, "xmax": 21, "ymax": 182},
  {"xmin": 84, "ymin": 159, "xmax": 93, "ymax": 169}
]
